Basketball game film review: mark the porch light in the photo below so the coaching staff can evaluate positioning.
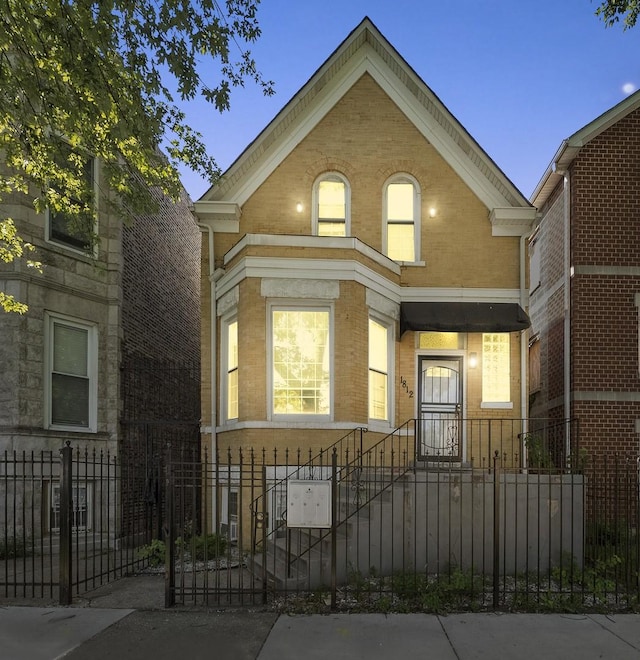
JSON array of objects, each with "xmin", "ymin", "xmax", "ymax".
[
  {"xmin": 469, "ymin": 352, "xmax": 478, "ymax": 369},
  {"xmin": 429, "ymin": 207, "xmax": 437, "ymax": 218},
  {"xmin": 296, "ymin": 202, "xmax": 303, "ymax": 213}
]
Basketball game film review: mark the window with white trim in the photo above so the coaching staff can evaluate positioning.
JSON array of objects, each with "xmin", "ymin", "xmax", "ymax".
[
  {"xmin": 270, "ymin": 307, "xmax": 331, "ymax": 417},
  {"xmin": 50, "ymin": 482, "xmax": 93, "ymax": 531},
  {"xmin": 221, "ymin": 488, "xmax": 239, "ymax": 542},
  {"xmin": 368, "ymin": 318, "xmax": 390, "ymax": 421},
  {"xmin": 313, "ymin": 173, "xmax": 349, "ymax": 237},
  {"xmin": 47, "ymin": 144, "xmax": 96, "ymax": 252},
  {"xmin": 224, "ymin": 318, "xmax": 238, "ymax": 421},
  {"xmin": 46, "ymin": 314, "xmax": 97, "ymax": 431},
  {"xmin": 482, "ymin": 333, "xmax": 511, "ymax": 404},
  {"xmin": 383, "ymin": 174, "xmax": 421, "ymax": 262}
]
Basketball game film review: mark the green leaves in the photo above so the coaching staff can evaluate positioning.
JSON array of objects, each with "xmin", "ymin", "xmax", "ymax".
[
  {"xmin": 0, "ymin": 0, "xmax": 273, "ymax": 311},
  {"xmin": 596, "ymin": 0, "xmax": 640, "ymax": 29}
]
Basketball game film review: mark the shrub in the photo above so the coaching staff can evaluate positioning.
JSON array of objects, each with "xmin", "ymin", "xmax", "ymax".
[
  {"xmin": 138, "ymin": 538, "xmax": 166, "ymax": 567},
  {"xmin": 185, "ymin": 533, "xmax": 227, "ymax": 561}
]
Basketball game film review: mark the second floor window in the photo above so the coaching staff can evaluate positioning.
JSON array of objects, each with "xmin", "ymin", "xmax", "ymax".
[
  {"xmin": 384, "ymin": 174, "xmax": 420, "ymax": 262},
  {"xmin": 47, "ymin": 145, "xmax": 96, "ymax": 252},
  {"xmin": 313, "ymin": 173, "xmax": 349, "ymax": 237}
]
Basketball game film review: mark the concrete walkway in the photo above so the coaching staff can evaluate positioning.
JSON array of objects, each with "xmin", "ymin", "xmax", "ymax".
[{"xmin": 1, "ymin": 575, "xmax": 640, "ymax": 659}]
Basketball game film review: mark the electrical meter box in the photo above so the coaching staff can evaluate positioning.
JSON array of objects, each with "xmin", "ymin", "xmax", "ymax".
[{"xmin": 286, "ymin": 480, "xmax": 332, "ymax": 528}]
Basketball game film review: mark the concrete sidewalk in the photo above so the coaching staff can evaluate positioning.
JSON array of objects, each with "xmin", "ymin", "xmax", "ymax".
[
  {"xmin": 2, "ymin": 575, "xmax": 640, "ymax": 660},
  {"xmin": 3, "ymin": 607, "xmax": 640, "ymax": 660}
]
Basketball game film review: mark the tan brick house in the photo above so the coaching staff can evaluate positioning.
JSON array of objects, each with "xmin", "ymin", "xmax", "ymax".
[
  {"xmin": 529, "ymin": 90, "xmax": 640, "ymax": 460},
  {"xmin": 196, "ymin": 18, "xmax": 536, "ymax": 485}
]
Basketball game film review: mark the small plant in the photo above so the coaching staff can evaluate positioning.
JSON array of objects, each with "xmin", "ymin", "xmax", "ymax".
[
  {"xmin": 138, "ymin": 538, "xmax": 166, "ymax": 567},
  {"xmin": 523, "ymin": 432, "xmax": 554, "ymax": 470},
  {"xmin": 180, "ymin": 532, "xmax": 227, "ymax": 561}
]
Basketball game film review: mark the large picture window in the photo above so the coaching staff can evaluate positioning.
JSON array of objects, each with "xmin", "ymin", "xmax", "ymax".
[
  {"xmin": 271, "ymin": 308, "xmax": 331, "ymax": 417},
  {"xmin": 384, "ymin": 174, "xmax": 420, "ymax": 262},
  {"xmin": 369, "ymin": 318, "xmax": 389, "ymax": 421},
  {"xmin": 46, "ymin": 314, "xmax": 97, "ymax": 431},
  {"xmin": 482, "ymin": 333, "xmax": 511, "ymax": 404}
]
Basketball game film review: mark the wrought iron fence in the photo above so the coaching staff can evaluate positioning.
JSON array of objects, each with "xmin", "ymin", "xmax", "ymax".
[
  {"xmin": 0, "ymin": 443, "xmax": 154, "ymax": 603},
  {"xmin": 165, "ymin": 419, "xmax": 640, "ymax": 612},
  {"xmin": 3, "ymin": 419, "xmax": 639, "ymax": 613}
]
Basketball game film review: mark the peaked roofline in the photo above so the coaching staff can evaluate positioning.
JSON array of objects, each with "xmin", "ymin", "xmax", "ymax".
[
  {"xmin": 531, "ymin": 89, "xmax": 640, "ymax": 208},
  {"xmin": 198, "ymin": 17, "xmax": 533, "ymax": 217}
]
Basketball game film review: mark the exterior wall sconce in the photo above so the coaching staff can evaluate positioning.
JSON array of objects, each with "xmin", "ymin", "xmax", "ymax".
[
  {"xmin": 429, "ymin": 207, "xmax": 437, "ymax": 218},
  {"xmin": 469, "ymin": 352, "xmax": 478, "ymax": 369},
  {"xmin": 296, "ymin": 202, "xmax": 303, "ymax": 213}
]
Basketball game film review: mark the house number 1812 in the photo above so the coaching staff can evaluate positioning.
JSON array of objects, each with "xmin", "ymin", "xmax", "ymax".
[{"xmin": 400, "ymin": 376, "xmax": 413, "ymax": 398}]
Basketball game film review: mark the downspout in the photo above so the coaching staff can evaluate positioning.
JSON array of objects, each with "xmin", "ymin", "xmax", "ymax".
[
  {"xmin": 198, "ymin": 223, "xmax": 217, "ymax": 468},
  {"xmin": 562, "ymin": 171, "xmax": 571, "ymax": 457},
  {"xmin": 520, "ymin": 233, "xmax": 528, "ymax": 442}
]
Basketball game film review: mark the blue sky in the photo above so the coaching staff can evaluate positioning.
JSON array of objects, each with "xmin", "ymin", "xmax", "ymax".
[{"xmin": 177, "ymin": 0, "xmax": 639, "ymax": 201}]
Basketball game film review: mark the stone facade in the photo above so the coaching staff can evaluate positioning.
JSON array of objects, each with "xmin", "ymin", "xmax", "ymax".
[{"xmin": 0, "ymin": 167, "xmax": 201, "ymax": 458}]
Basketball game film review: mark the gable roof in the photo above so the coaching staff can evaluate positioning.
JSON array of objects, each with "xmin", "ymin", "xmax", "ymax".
[
  {"xmin": 196, "ymin": 18, "xmax": 534, "ymax": 232},
  {"xmin": 531, "ymin": 89, "xmax": 640, "ymax": 208}
]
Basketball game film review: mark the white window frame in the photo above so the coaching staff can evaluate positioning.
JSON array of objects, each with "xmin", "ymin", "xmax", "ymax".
[
  {"xmin": 368, "ymin": 314, "xmax": 394, "ymax": 425},
  {"xmin": 267, "ymin": 302, "xmax": 334, "ymax": 421},
  {"xmin": 220, "ymin": 487, "xmax": 239, "ymax": 543},
  {"xmin": 46, "ymin": 151, "xmax": 99, "ymax": 255},
  {"xmin": 49, "ymin": 481, "xmax": 93, "ymax": 532},
  {"xmin": 44, "ymin": 312, "xmax": 98, "ymax": 432},
  {"xmin": 220, "ymin": 314, "xmax": 238, "ymax": 423},
  {"xmin": 312, "ymin": 172, "xmax": 351, "ymax": 237},
  {"xmin": 382, "ymin": 173, "xmax": 421, "ymax": 263},
  {"xmin": 480, "ymin": 332, "xmax": 513, "ymax": 409}
]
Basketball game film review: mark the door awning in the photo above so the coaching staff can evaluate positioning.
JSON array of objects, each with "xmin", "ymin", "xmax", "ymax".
[{"xmin": 400, "ymin": 302, "xmax": 531, "ymax": 335}]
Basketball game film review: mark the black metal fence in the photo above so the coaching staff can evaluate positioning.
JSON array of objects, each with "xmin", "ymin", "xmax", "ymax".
[
  {"xmin": 165, "ymin": 420, "xmax": 640, "ymax": 612},
  {"xmin": 0, "ymin": 443, "xmax": 152, "ymax": 603},
  {"xmin": 3, "ymin": 419, "xmax": 639, "ymax": 613}
]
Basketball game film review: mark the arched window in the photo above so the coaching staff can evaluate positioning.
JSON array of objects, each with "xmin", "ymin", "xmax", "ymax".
[
  {"xmin": 312, "ymin": 173, "xmax": 350, "ymax": 237},
  {"xmin": 383, "ymin": 174, "xmax": 421, "ymax": 262}
]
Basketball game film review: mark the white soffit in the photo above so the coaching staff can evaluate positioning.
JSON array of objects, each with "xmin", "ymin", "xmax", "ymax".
[{"xmin": 201, "ymin": 18, "xmax": 531, "ymax": 214}]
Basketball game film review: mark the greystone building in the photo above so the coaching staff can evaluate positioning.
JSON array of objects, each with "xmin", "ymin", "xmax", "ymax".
[{"xmin": 0, "ymin": 158, "xmax": 202, "ymax": 539}]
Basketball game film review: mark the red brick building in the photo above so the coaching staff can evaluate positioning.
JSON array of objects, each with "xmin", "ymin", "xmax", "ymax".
[{"xmin": 529, "ymin": 91, "xmax": 640, "ymax": 461}]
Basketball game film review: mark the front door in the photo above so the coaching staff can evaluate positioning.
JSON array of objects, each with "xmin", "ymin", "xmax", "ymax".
[{"xmin": 418, "ymin": 357, "xmax": 462, "ymax": 460}]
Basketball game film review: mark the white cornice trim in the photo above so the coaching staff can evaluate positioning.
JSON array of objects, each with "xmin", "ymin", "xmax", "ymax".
[
  {"xmin": 489, "ymin": 207, "xmax": 537, "ymax": 236},
  {"xmin": 531, "ymin": 90, "xmax": 640, "ymax": 208},
  {"xmin": 224, "ymin": 233, "xmax": 400, "ymax": 274},
  {"xmin": 194, "ymin": 201, "xmax": 241, "ymax": 232},
  {"xmin": 214, "ymin": 254, "xmax": 522, "ymax": 308},
  {"xmin": 201, "ymin": 19, "xmax": 531, "ymax": 215}
]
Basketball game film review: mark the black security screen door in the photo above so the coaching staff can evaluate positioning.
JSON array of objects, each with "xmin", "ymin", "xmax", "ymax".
[{"xmin": 418, "ymin": 357, "xmax": 462, "ymax": 460}]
